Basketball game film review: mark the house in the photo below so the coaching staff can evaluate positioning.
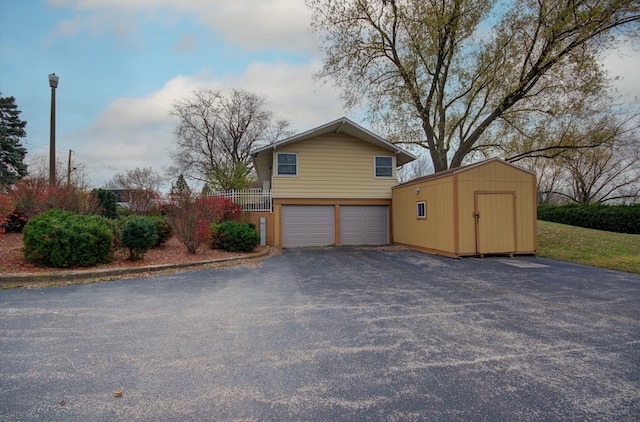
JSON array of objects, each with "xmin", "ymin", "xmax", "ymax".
[
  {"xmin": 248, "ymin": 117, "xmax": 416, "ymax": 248},
  {"xmin": 391, "ymin": 158, "xmax": 537, "ymax": 257}
]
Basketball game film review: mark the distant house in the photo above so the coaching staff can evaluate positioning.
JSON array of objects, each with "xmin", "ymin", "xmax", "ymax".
[
  {"xmin": 108, "ymin": 189, "xmax": 159, "ymax": 213},
  {"xmin": 249, "ymin": 117, "xmax": 415, "ymax": 248}
]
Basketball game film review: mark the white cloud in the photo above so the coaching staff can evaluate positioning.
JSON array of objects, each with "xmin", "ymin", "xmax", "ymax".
[
  {"xmin": 75, "ymin": 61, "xmax": 344, "ymax": 189},
  {"xmin": 173, "ymin": 34, "xmax": 197, "ymax": 54},
  {"xmin": 602, "ymin": 43, "xmax": 640, "ymax": 102},
  {"xmin": 49, "ymin": 0, "xmax": 317, "ymax": 52}
]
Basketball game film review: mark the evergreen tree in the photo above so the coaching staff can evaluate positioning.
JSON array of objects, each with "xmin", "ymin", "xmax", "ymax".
[
  {"xmin": 170, "ymin": 173, "xmax": 192, "ymax": 200},
  {"xmin": 0, "ymin": 94, "xmax": 28, "ymax": 186},
  {"xmin": 201, "ymin": 182, "xmax": 212, "ymax": 196},
  {"xmin": 174, "ymin": 174, "xmax": 190, "ymax": 193}
]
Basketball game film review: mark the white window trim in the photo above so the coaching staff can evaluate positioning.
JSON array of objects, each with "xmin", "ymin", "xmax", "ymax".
[
  {"xmin": 417, "ymin": 201, "xmax": 426, "ymax": 219},
  {"xmin": 374, "ymin": 155, "xmax": 394, "ymax": 178},
  {"xmin": 276, "ymin": 152, "xmax": 298, "ymax": 177}
]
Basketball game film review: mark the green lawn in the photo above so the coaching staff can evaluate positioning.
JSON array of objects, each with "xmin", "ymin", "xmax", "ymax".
[{"xmin": 537, "ymin": 220, "xmax": 640, "ymax": 274}]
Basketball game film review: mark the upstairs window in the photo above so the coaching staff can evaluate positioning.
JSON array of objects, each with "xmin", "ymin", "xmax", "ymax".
[
  {"xmin": 375, "ymin": 156, "xmax": 393, "ymax": 178},
  {"xmin": 277, "ymin": 153, "xmax": 298, "ymax": 176}
]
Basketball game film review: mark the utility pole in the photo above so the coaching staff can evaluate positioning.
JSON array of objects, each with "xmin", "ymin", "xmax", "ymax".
[
  {"xmin": 48, "ymin": 73, "xmax": 59, "ymax": 185},
  {"xmin": 67, "ymin": 149, "xmax": 73, "ymax": 186}
]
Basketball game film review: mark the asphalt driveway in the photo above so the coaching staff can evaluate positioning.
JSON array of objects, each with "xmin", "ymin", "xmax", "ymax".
[{"xmin": 1, "ymin": 248, "xmax": 639, "ymax": 421}]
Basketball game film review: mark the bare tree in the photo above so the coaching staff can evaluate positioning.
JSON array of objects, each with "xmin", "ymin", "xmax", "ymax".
[
  {"xmin": 307, "ymin": 0, "xmax": 640, "ymax": 172},
  {"xmin": 397, "ymin": 154, "xmax": 434, "ymax": 183},
  {"xmin": 25, "ymin": 152, "xmax": 91, "ymax": 189},
  {"xmin": 557, "ymin": 138, "xmax": 640, "ymax": 204},
  {"xmin": 105, "ymin": 167, "xmax": 164, "ymax": 192},
  {"xmin": 170, "ymin": 89, "xmax": 291, "ymax": 190}
]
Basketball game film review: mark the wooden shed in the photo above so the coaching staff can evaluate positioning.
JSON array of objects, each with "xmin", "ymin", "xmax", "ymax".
[{"xmin": 392, "ymin": 158, "xmax": 537, "ymax": 258}]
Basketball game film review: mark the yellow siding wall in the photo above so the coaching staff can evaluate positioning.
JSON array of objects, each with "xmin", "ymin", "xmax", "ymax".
[
  {"xmin": 392, "ymin": 160, "xmax": 537, "ymax": 256},
  {"xmin": 455, "ymin": 161, "xmax": 536, "ymax": 254},
  {"xmin": 271, "ymin": 134, "xmax": 398, "ymax": 199},
  {"xmin": 392, "ymin": 177, "xmax": 456, "ymax": 254}
]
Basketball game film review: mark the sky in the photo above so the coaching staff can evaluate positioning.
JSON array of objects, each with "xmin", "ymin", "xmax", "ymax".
[{"xmin": 1, "ymin": 0, "xmax": 639, "ymax": 192}]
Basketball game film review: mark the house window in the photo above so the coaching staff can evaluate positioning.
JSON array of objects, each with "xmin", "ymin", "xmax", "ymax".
[
  {"xmin": 375, "ymin": 156, "xmax": 393, "ymax": 177},
  {"xmin": 417, "ymin": 201, "xmax": 426, "ymax": 219},
  {"xmin": 277, "ymin": 153, "xmax": 297, "ymax": 176}
]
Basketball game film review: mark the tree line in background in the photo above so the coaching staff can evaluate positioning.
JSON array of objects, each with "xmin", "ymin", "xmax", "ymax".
[
  {"xmin": 309, "ymin": 0, "xmax": 640, "ymax": 204},
  {"xmin": 2, "ymin": 0, "xmax": 640, "ymax": 206}
]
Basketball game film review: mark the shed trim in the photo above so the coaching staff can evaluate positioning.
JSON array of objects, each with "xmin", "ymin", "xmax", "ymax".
[{"xmin": 392, "ymin": 158, "xmax": 536, "ymax": 189}]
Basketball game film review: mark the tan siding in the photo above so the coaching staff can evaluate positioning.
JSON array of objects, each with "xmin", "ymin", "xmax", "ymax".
[
  {"xmin": 456, "ymin": 161, "xmax": 536, "ymax": 254},
  {"xmin": 392, "ymin": 159, "xmax": 536, "ymax": 256},
  {"xmin": 271, "ymin": 134, "xmax": 397, "ymax": 199},
  {"xmin": 392, "ymin": 176, "xmax": 456, "ymax": 254}
]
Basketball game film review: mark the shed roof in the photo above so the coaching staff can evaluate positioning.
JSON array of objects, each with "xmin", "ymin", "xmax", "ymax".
[
  {"xmin": 393, "ymin": 158, "xmax": 535, "ymax": 189},
  {"xmin": 251, "ymin": 117, "xmax": 416, "ymax": 181}
]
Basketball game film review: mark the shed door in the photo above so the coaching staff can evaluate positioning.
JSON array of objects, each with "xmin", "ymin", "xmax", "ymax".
[
  {"xmin": 340, "ymin": 206, "xmax": 389, "ymax": 245},
  {"xmin": 282, "ymin": 206, "xmax": 335, "ymax": 248},
  {"xmin": 475, "ymin": 192, "xmax": 516, "ymax": 255}
]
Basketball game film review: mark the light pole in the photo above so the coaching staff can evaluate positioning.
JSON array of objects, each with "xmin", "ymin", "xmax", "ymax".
[{"xmin": 48, "ymin": 73, "xmax": 59, "ymax": 185}]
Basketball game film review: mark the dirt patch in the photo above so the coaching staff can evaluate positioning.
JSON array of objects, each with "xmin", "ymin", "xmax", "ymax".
[{"xmin": 0, "ymin": 232, "xmax": 278, "ymax": 288}]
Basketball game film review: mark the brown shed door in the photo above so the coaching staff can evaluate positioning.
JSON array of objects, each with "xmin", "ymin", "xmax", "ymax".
[{"xmin": 475, "ymin": 192, "xmax": 516, "ymax": 255}]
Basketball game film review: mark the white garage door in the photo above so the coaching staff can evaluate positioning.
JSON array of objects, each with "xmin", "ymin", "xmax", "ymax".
[
  {"xmin": 340, "ymin": 206, "xmax": 389, "ymax": 245},
  {"xmin": 282, "ymin": 206, "xmax": 335, "ymax": 248}
]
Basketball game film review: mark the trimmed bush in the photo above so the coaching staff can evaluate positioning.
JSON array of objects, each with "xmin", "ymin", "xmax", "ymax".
[
  {"xmin": 538, "ymin": 204, "xmax": 640, "ymax": 234},
  {"xmin": 93, "ymin": 189, "xmax": 118, "ymax": 219},
  {"xmin": 23, "ymin": 209, "xmax": 113, "ymax": 268},
  {"xmin": 121, "ymin": 217, "xmax": 158, "ymax": 260},
  {"xmin": 215, "ymin": 221, "xmax": 259, "ymax": 252},
  {"xmin": 144, "ymin": 215, "xmax": 173, "ymax": 246}
]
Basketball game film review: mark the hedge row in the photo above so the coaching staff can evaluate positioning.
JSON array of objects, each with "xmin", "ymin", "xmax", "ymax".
[
  {"xmin": 21, "ymin": 209, "xmax": 258, "ymax": 268},
  {"xmin": 537, "ymin": 204, "xmax": 640, "ymax": 234},
  {"xmin": 22, "ymin": 211, "xmax": 175, "ymax": 268}
]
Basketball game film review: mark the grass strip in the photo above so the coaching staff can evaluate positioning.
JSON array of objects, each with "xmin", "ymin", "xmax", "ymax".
[{"xmin": 537, "ymin": 220, "xmax": 640, "ymax": 274}]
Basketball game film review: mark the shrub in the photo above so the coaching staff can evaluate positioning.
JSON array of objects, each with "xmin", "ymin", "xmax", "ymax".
[
  {"xmin": 128, "ymin": 189, "xmax": 161, "ymax": 215},
  {"xmin": 121, "ymin": 217, "xmax": 158, "ymax": 260},
  {"xmin": 196, "ymin": 196, "xmax": 242, "ymax": 224},
  {"xmin": 538, "ymin": 204, "xmax": 640, "ymax": 234},
  {"xmin": 0, "ymin": 194, "xmax": 14, "ymax": 234},
  {"xmin": 168, "ymin": 193, "xmax": 242, "ymax": 254},
  {"xmin": 23, "ymin": 210, "xmax": 113, "ymax": 268},
  {"xmin": 9, "ymin": 177, "xmax": 102, "ymax": 220},
  {"xmin": 215, "ymin": 221, "xmax": 259, "ymax": 252},
  {"xmin": 144, "ymin": 215, "xmax": 173, "ymax": 246},
  {"xmin": 93, "ymin": 189, "xmax": 118, "ymax": 219},
  {"xmin": 2, "ymin": 209, "xmax": 28, "ymax": 233},
  {"xmin": 46, "ymin": 184, "xmax": 102, "ymax": 215},
  {"xmin": 168, "ymin": 193, "xmax": 201, "ymax": 253}
]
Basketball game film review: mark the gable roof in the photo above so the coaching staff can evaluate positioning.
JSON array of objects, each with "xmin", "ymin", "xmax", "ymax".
[
  {"xmin": 251, "ymin": 117, "xmax": 416, "ymax": 180},
  {"xmin": 393, "ymin": 158, "xmax": 536, "ymax": 189}
]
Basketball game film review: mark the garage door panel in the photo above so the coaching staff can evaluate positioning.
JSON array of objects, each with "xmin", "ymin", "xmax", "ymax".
[
  {"xmin": 340, "ymin": 206, "xmax": 388, "ymax": 245},
  {"xmin": 283, "ymin": 206, "xmax": 335, "ymax": 248}
]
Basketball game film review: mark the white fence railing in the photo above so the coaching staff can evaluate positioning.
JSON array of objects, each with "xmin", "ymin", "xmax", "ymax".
[{"xmin": 211, "ymin": 189, "xmax": 272, "ymax": 212}]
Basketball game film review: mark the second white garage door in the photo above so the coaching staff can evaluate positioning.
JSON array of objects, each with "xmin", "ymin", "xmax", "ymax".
[
  {"xmin": 282, "ymin": 206, "xmax": 335, "ymax": 248},
  {"xmin": 340, "ymin": 205, "xmax": 389, "ymax": 245}
]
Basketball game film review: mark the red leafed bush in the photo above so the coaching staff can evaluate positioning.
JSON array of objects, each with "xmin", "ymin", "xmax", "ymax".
[
  {"xmin": 0, "ymin": 194, "xmax": 14, "ymax": 234},
  {"xmin": 168, "ymin": 194, "xmax": 241, "ymax": 254},
  {"xmin": 8, "ymin": 177, "xmax": 102, "ymax": 220},
  {"xmin": 195, "ymin": 196, "xmax": 241, "ymax": 224}
]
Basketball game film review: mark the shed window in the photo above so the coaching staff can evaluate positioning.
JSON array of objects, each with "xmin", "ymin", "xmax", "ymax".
[
  {"xmin": 375, "ymin": 156, "xmax": 393, "ymax": 177},
  {"xmin": 417, "ymin": 201, "xmax": 426, "ymax": 219},
  {"xmin": 277, "ymin": 153, "xmax": 298, "ymax": 176}
]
